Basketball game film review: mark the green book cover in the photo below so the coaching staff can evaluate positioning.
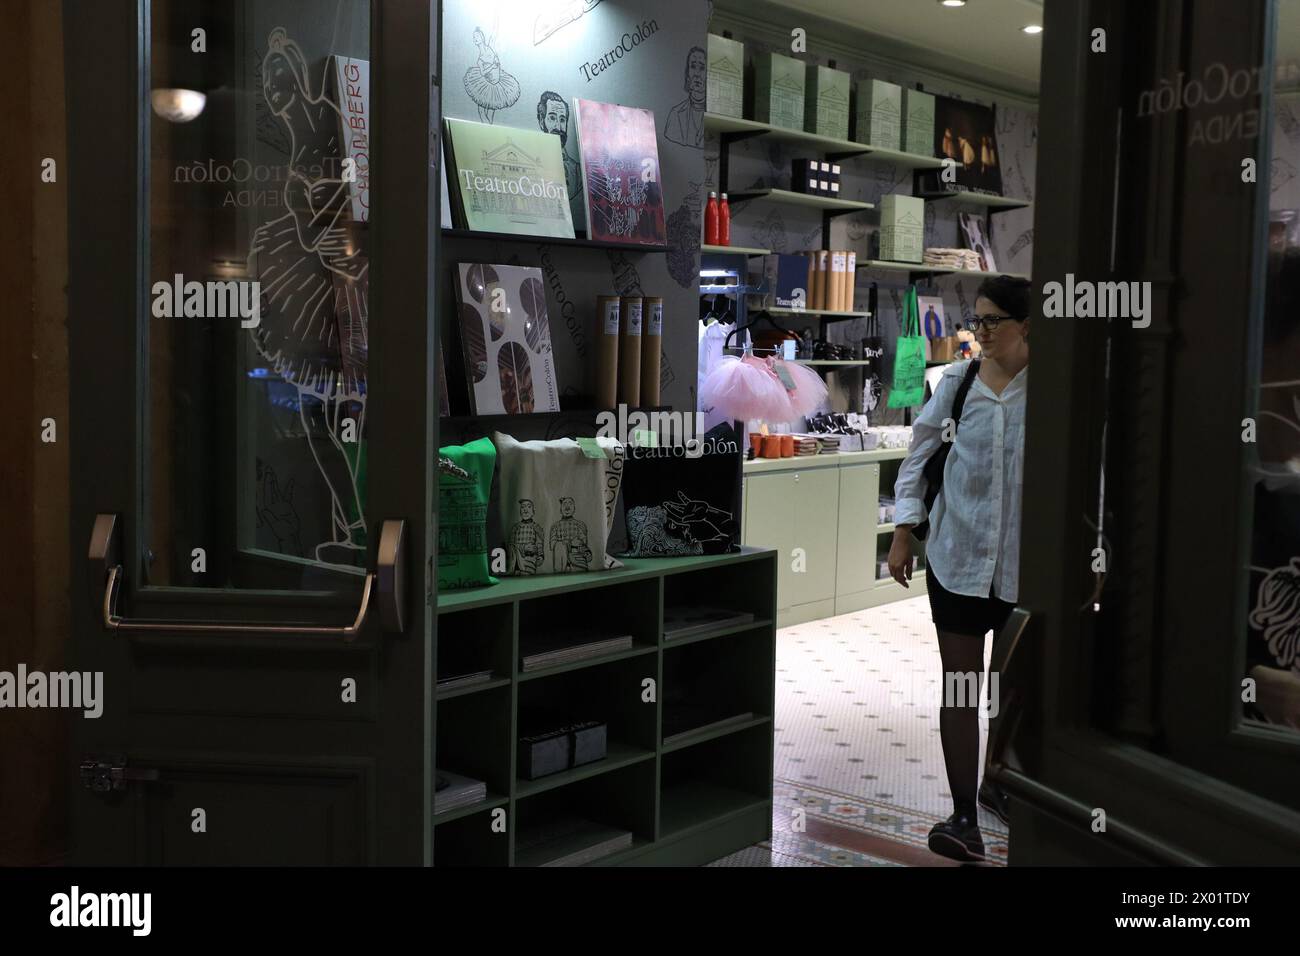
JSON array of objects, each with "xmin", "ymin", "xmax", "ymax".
[
  {"xmin": 754, "ymin": 52, "xmax": 805, "ymax": 131},
  {"xmin": 805, "ymin": 65, "xmax": 850, "ymax": 140},
  {"xmin": 445, "ymin": 117, "xmax": 576, "ymax": 239}
]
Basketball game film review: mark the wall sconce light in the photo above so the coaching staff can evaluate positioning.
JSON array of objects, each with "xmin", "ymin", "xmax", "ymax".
[{"xmin": 151, "ymin": 88, "xmax": 207, "ymax": 123}]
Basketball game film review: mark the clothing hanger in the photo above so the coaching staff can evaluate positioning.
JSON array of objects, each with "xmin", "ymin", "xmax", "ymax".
[{"xmin": 723, "ymin": 310, "xmax": 793, "ymax": 351}]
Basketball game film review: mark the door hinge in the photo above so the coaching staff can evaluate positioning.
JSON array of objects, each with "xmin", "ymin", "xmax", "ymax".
[{"xmin": 79, "ymin": 756, "xmax": 160, "ymax": 793}]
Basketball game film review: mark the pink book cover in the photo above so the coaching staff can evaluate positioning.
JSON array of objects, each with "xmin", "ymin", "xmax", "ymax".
[{"xmin": 573, "ymin": 99, "xmax": 667, "ymax": 246}]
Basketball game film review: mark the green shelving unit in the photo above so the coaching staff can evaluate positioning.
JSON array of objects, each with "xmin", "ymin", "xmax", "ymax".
[
  {"xmin": 727, "ymin": 188, "xmax": 874, "ymax": 213},
  {"xmin": 432, "ymin": 547, "xmax": 778, "ymax": 867}
]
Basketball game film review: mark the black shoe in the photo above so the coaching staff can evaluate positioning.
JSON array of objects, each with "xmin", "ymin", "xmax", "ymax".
[
  {"xmin": 978, "ymin": 779, "xmax": 1009, "ymax": 826},
  {"xmin": 928, "ymin": 812, "xmax": 986, "ymax": 862}
]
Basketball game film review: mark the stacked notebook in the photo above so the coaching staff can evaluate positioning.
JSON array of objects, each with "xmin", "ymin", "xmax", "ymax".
[
  {"xmin": 663, "ymin": 606, "xmax": 755, "ymax": 641},
  {"xmin": 520, "ymin": 630, "xmax": 634, "ymax": 672},
  {"xmin": 434, "ymin": 769, "xmax": 487, "ymax": 814},
  {"xmin": 792, "ymin": 435, "xmax": 820, "ymax": 457},
  {"xmin": 923, "ymin": 247, "xmax": 983, "ymax": 270},
  {"xmin": 436, "ymin": 669, "xmax": 494, "ymax": 692},
  {"xmin": 817, "ymin": 434, "xmax": 843, "ymax": 455},
  {"xmin": 515, "ymin": 816, "xmax": 633, "ymax": 867}
]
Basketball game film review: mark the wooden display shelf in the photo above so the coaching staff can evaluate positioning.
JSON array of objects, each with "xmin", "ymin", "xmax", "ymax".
[
  {"xmin": 913, "ymin": 190, "xmax": 1032, "ymax": 211},
  {"xmin": 701, "ymin": 244, "xmax": 771, "ymax": 256},
  {"xmin": 433, "ymin": 548, "xmax": 778, "ymax": 867},
  {"xmin": 704, "ymin": 112, "xmax": 946, "ymax": 168},
  {"xmin": 856, "ymin": 258, "xmax": 1031, "ymax": 282},
  {"xmin": 766, "ymin": 307, "xmax": 871, "ymax": 319},
  {"xmin": 726, "ymin": 188, "xmax": 874, "ymax": 213},
  {"xmin": 789, "ymin": 359, "xmax": 873, "ymax": 367},
  {"xmin": 442, "ymin": 227, "xmax": 667, "ymax": 253},
  {"xmin": 433, "ymin": 793, "xmax": 509, "ymax": 826}
]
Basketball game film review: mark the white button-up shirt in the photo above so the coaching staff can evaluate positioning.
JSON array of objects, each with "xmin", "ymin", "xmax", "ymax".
[{"xmin": 894, "ymin": 361, "xmax": 1028, "ymax": 602}]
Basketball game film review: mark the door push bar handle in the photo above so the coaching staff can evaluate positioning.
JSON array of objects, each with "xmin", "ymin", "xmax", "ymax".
[{"xmin": 88, "ymin": 514, "xmax": 407, "ymax": 640}]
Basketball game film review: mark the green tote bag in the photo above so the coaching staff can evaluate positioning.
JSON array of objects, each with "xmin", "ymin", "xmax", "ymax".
[{"xmin": 887, "ymin": 286, "xmax": 927, "ymax": 408}]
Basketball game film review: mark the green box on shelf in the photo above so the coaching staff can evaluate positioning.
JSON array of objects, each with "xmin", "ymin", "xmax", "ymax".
[
  {"xmin": 707, "ymin": 33, "xmax": 745, "ymax": 119},
  {"xmin": 753, "ymin": 52, "xmax": 805, "ymax": 131},
  {"xmin": 855, "ymin": 78, "xmax": 902, "ymax": 151},
  {"xmin": 902, "ymin": 88, "xmax": 935, "ymax": 156},
  {"xmin": 804, "ymin": 64, "xmax": 850, "ymax": 140},
  {"xmin": 878, "ymin": 194, "xmax": 925, "ymax": 264}
]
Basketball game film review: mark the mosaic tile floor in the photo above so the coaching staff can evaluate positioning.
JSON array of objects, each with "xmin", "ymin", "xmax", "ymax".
[{"xmin": 711, "ymin": 596, "xmax": 1009, "ymax": 867}]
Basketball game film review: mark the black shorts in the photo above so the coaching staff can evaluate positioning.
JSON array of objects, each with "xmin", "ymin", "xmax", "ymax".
[{"xmin": 926, "ymin": 566, "xmax": 1015, "ymax": 637}]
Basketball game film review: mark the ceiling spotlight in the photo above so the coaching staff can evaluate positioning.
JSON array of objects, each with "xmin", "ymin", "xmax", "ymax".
[
  {"xmin": 1022, "ymin": 24, "xmax": 1044, "ymax": 34},
  {"xmin": 939, "ymin": 1, "xmax": 967, "ymax": 7},
  {"xmin": 150, "ymin": 88, "xmax": 206, "ymax": 123}
]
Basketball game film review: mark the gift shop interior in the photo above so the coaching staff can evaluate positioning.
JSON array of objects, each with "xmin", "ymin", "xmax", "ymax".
[{"xmin": 5, "ymin": 0, "xmax": 1300, "ymax": 877}]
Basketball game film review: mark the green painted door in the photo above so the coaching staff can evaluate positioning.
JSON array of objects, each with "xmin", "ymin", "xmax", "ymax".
[{"xmin": 65, "ymin": 0, "xmax": 440, "ymax": 865}]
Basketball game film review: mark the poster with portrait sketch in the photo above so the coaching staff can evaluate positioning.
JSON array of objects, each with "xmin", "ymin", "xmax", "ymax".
[
  {"xmin": 959, "ymin": 212, "xmax": 998, "ymax": 274},
  {"xmin": 535, "ymin": 90, "xmax": 586, "ymax": 231}
]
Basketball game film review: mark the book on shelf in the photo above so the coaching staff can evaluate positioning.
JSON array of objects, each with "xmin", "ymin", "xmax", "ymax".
[
  {"xmin": 572, "ymin": 98, "xmax": 667, "ymax": 247},
  {"xmin": 330, "ymin": 55, "xmax": 371, "ymax": 224},
  {"xmin": 453, "ymin": 262, "xmax": 561, "ymax": 415},
  {"xmin": 443, "ymin": 117, "xmax": 575, "ymax": 239},
  {"xmin": 433, "ymin": 769, "xmax": 488, "ymax": 814},
  {"xmin": 436, "ymin": 669, "xmax": 494, "ymax": 691},
  {"xmin": 520, "ymin": 629, "xmax": 634, "ymax": 671},
  {"xmin": 663, "ymin": 606, "xmax": 755, "ymax": 640},
  {"xmin": 515, "ymin": 816, "xmax": 633, "ymax": 867}
]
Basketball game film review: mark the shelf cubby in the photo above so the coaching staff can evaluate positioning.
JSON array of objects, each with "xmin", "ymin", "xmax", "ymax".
[
  {"xmin": 514, "ymin": 761, "xmax": 656, "ymax": 866},
  {"xmin": 659, "ymin": 724, "xmax": 772, "ymax": 845},
  {"xmin": 662, "ymin": 628, "xmax": 775, "ymax": 748},
  {"xmin": 436, "ymin": 603, "xmax": 513, "ymax": 697},
  {"xmin": 436, "ymin": 683, "xmax": 512, "ymax": 810},
  {"xmin": 433, "ymin": 807, "xmax": 511, "ymax": 867}
]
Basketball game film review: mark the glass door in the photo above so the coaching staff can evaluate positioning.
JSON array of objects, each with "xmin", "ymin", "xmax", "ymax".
[
  {"xmin": 66, "ymin": 0, "xmax": 440, "ymax": 864},
  {"xmin": 1004, "ymin": 0, "xmax": 1300, "ymax": 864}
]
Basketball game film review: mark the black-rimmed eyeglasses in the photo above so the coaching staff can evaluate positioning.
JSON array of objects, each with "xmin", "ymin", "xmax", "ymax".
[{"xmin": 963, "ymin": 315, "xmax": 1026, "ymax": 332}]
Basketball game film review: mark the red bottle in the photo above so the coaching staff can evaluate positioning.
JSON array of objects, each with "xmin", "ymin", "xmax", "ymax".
[
  {"xmin": 704, "ymin": 191, "xmax": 720, "ymax": 246},
  {"xmin": 719, "ymin": 193, "xmax": 731, "ymax": 246}
]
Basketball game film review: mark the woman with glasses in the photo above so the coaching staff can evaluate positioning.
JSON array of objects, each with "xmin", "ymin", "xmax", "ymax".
[{"xmin": 888, "ymin": 274, "xmax": 1031, "ymax": 862}]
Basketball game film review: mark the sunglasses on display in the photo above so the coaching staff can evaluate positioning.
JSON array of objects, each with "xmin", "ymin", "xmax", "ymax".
[{"xmin": 964, "ymin": 315, "xmax": 1027, "ymax": 332}]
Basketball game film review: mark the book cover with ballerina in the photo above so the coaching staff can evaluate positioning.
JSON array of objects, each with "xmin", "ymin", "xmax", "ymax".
[
  {"xmin": 444, "ymin": 117, "xmax": 575, "ymax": 238},
  {"xmin": 572, "ymin": 99, "xmax": 667, "ymax": 246}
]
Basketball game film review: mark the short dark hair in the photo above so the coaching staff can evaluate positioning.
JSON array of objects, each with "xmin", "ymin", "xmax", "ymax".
[
  {"xmin": 537, "ymin": 91, "xmax": 566, "ymax": 127},
  {"xmin": 976, "ymin": 275, "xmax": 1032, "ymax": 318}
]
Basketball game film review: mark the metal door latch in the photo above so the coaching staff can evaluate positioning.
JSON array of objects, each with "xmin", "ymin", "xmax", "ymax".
[{"xmin": 79, "ymin": 757, "xmax": 160, "ymax": 793}]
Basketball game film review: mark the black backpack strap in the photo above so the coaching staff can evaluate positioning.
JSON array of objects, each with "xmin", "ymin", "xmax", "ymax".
[{"xmin": 950, "ymin": 359, "xmax": 981, "ymax": 427}]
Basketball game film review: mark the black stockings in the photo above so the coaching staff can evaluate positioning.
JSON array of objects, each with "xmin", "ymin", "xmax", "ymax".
[{"xmin": 936, "ymin": 629, "xmax": 987, "ymax": 819}]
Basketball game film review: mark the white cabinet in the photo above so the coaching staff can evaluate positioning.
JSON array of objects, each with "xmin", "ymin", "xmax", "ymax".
[
  {"xmin": 740, "ymin": 451, "xmax": 923, "ymax": 625},
  {"xmin": 836, "ymin": 463, "xmax": 879, "ymax": 600}
]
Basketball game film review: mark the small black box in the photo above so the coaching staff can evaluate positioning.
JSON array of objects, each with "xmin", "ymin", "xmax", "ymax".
[
  {"xmin": 569, "ymin": 721, "xmax": 608, "ymax": 767},
  {"xmin": 518, "ymin": 728, "xmax": 571, "ymax": 780}
]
